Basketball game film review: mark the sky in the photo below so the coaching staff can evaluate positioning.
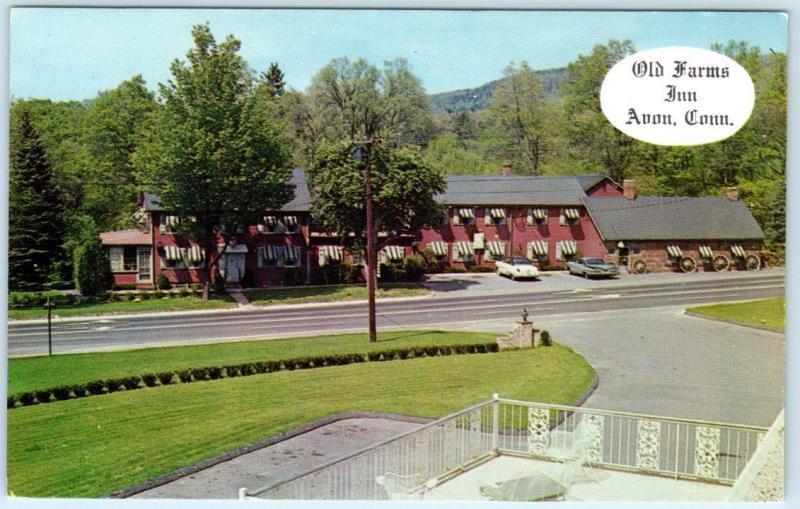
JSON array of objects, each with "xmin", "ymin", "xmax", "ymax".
[{"xmin": 9, "ymin": 8, "xmax": 788, "ymax": 101}]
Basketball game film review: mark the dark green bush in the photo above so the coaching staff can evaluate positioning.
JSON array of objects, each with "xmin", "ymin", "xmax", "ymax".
[
  {"xmin": 207, "ymin": 367, "xmax": 222, "ymax": 379},
  {"xmin": 177, "ymin": 370, "xmax": 193, "ymax": 383},
  {"xmin": 142, "ymin": 373, "xmax": 158, "ymax": 387},
  {"xmin": 213, "ymin": 271, "xmax": 226, "ymax": 294},
  {"xmin": 403, "ymin": 255, "xmax": 426, "ymax": 282},
  {"xmin": 540, "ymin": 330, "xmax": 552, "ymax": 347},
  {"xmin": 367, "ymin": 351, "xmax": 381, "ymax": 362},
  {"xmin": 253, "ymin": 361, "xmax": 268, "ymax": 374},
  {"xmin": 239, "ymin": 363, "xmax": 255, "ymax": 376},
  {"xmin": 225, "ymin": 365, "xmax": 240, "ymax": 377},
  {"xmin": 179, "ymin": 288, "xmax": 191, "ymax": 298},
  {"xmin": 113, "ymin": 283, "xmax": 138, "ymax": 291},
  {"xmin": 125, "ymin": 291, "xmax": 136, "ymax": 301},
  {"xmin": 8, "ymin": 396, "xmax": 16, "ymax": 409},
  {"xmin": 266, "ymin": 361, "xmax": 282, "ymax": 372},
  {"xmin": 19, "ymin": 392, "xmax": 36, "ymax": 406},
  {"xmin": 74, "ymin": 235, "xmax": 112, "ymax": 296},
  {"xmin": 35, "ymin": 389, "xmax": 52, "ymax": 403},
  {"xmin": 86, "ymin": 380, "xmax": 105, "ymax": 395},
  {"xmin": 123, "ymin": 376, "xmax": 141, "ymax": 390},
  {"xmin": 157, "ymin": 274, "xmax": 171, "ymax": 290},
  {"xmin": 52, "ymin": 386, "xmax": 72, "ymax": 400},
  {"xmin": 72, "ymin": 385, "xmax": 87, "ymax": 397},
  {"xmin": 292, "ymin": 357, "xmax": 310, "ymax": 370},
  {"xmin": 190, "ymin": 367, "xmax": 209, "ymax": 381},
  {"xmin": 157, "ymin": 372, "xmax": 174, "ymax": 385},
  {"xmin": 105, "ymin": 379, "xmax": 123, "ymax": 393}
]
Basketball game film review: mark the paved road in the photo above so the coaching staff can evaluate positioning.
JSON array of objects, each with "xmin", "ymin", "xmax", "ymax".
[{"xmin": 7, "ymin": 271, "xmax": 783, "ymax": 356}]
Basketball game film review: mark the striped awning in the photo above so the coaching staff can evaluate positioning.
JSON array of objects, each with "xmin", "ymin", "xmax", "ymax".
[
  {"xmin": 165, "ymin": 215, "xmax": 179, "ymax": 227},
  {"xmin": 456, "ymin": 241, "xmax": 474, "ymax": 256},
  {"xmin": 284, "ymin": 245, "xmax": 299, "ymax": 261},
  {"xmin": 532, "ymin": 208, "xmax": 547, "ymax": 220},
  {"xmin": 731, "ymin": 245, "xmax": 746, "ymax": 258},
  {"xmin": 486, "ymin": 241, "xmax": 505, "ymax": 256},
  {"xmin": 699, "ymin": 245, "xmax": 714, "ymax": 258},
  {"xmin": 457, "ymin": 208, "xmax": 475, "ymax": 219},
  {"xmin": 383, "ymin": 245, "xmax": 405, "ymax": 261},
  {"xmin": 283, "ymin": 216, "xmax": 298, "ymax": 227},
  {"xmin": 164, "ymin": 245, "xmax": 182, "ymax": 260},
  {"xmin": 564, "ymin": 208, "xmax": 580, "ymax": 220},
  {"xmin": 529, "ymin": 241, "xmax": 548, "ymax": 256},
  {"xmin": 428, "ymin": 241, "xmax": 448, "ymax": 257},
  {"xmin": 558, "ymin": 241, "xmax": 577, "ymax": 255},
  {"xmin": 189, "ymin": 245, "xmax": 204, "ymax": 262},
  {"xmin": 489, "ymin": 208, "xmax": 506, "ymax": 220},
  {"xmin": 319, "ymin": 245, "xmax": 343, "ymax": 265},
  {"xmin": 667, "ymin": 245, "xmax": 683, "ymax": 258},
  {"xmin": 259, "ymin": 245, "xmax": 277, "ymax": 262}
]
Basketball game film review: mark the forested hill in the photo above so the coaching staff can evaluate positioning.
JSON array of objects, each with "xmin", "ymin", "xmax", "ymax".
[{"xmin": 428, "ymin": 67, "xmax": 566, "ymax": 113}]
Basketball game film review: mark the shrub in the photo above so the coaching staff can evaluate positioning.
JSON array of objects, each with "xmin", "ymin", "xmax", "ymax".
[
  {"xmin": 379, "ymin": 263, "xmax": 405, "ymax": 283},
  {"xmin": 8, "ymin": 396, "xmax": 16, "ymax": 409},
  {"xmin": 241, "ymin": 268, "xmax": 256, "ymax": 289},
  {"xmin": 292, "ymin": 358, "xmax": 310, "ymax": 370},
  {"xmin": 152, "ymin": 290, "xmax": 165, "ymax": 299},
  {"xmin": 417, "ymin": 247, "xmax": 443, "ymax": 274},
  {"xmin": 142, "ymin": 373, "xmax": 158, "ymax": 387},
  {"xmin": 74, "ymin": 235, "xmax": 112, "ymax": 296},
  {"xmin": 367, "ymin": 351, "xmax": 382, "ymax": 362},
  {"xmin": 157, "ymin": 274, "xmax": 171, "ymax": 290},
  {"xmin": 123, "ymin": 376, "xmax": 141, "ymax": 390},
  {"xmin": 105, "ymin": 379, "xmax": 123, "ymax": 393},
  {"xmin": 52, "ymin": 386, "xmax": 72, "ymax": 400},
  {"xmin": 86, "ymin": 380, "xmax": 105, "ymax": 395},
  {"xmin": 177, "ymin": 370, "xmax": 193, "ymax": 383},
  {"xmin": 469, "ymin": 265, "xmax": 495, "ymax": 273},
  {"xmin": 266, "ymin": 361, "xmax": 282, "ymax": 372},
  {"xmin": 424, "ymin": 346, "xmax": 440, "ymax": 357},
  {"xmin": 253, "ymin": 361, "xmax": 268, "ymax": 374},
  {"xmin": 225, "ymin": 365, "xmax": 240, "ymax": 377},
  {"xmin": 190, "ymin": 367, "xmax": 209, "ymax": 381},
  {"xmin": 157, "ymin": 372, "xmax": 174, "ymax": 385},
  {"xmin": 207, "ymin": 367, "xmax": 222, "ymax": 380},
  {"xmin": 138, "ymin": 291, "xmax": 153, "ymax": 300},
  {"xmin": 72, "ymin": 385, "xmax": 87, "ymax": 397},
  {"xmin": 308, "ymin": 356, "xmax": 328, "ymax": 368},
  {"xmin": 283, "ymin": 267, "xmax": 305, "ymax": 286},
  {"xmin": 443, "ymin": 266, "xmax": 467, "ymax": 273},
  {"xmin": 239, "ymin": 363, "xmax": 255, "ymax": 376},
  {"xmin": 125, "ymin": 291, "xmax": 136, "ymax": 301},
  {"xmin": 403, "ymin": 255, "xmax": 427, "ymax": 282},
  {"xmin": 35, "ymin": 389, "xmax": 52, "ymax": 403},
  {"xmin": 213, "ymin": 271, "xmax": 226, "ymax": 294},
  {"xmin": 179, "ymin": 287, "xmax": 191, "ymax": 298},
  {"xmin": 540, "ymin": 330, "xmax": 552, "ymax": 347},
  {"xmin": 19, "ymin": 392, "xmax": 37, "ymax": 406},
  {"xmin": 113, "ymin": 283, "xmax": 138, "ymax": 291},
  {"xmin": 169, "ymin": 290, "xmax": 181, "ymax": 299}
]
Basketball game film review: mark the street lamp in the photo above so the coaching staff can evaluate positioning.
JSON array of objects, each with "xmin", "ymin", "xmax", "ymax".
[{"xmin": 353, "ymin": 138, "xmax": 377, "ymax": 343}]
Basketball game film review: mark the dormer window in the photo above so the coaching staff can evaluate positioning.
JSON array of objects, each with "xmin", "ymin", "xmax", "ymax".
[
  {"xmin": 527, "ymin": 208, "xmax": 547, "ymax": 226},
  {"xmin": 559, "ymin": 208, "xmax": 580, "ymax": 226},
  {"xmin": 159, "ymin": 214, "xmax": 180, "ymax": 233},
  {"xmin": 485, "ymin": 208, "xmax": 506, "ymax": 226},
  {"xmin": 452, "ymin": 208, "xmax": 475, "ymax": 225}
]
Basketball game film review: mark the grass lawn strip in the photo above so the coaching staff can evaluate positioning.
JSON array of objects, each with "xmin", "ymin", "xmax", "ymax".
[
  {"xmin": 244, "ymin": 283, "xmax": 428, "ymax": 305},
  {"xmin": 9, "ymin": 331, "xmax": 497, "ymax": 393},
  {"xmin": 7, "ymin": 344, "xmax": 594, "ymax": 498},
  {"xmin": 8, "ymin": 295, "xmax": 236, "ymax": 320},
  {"xmin": 687, "ymin": 297, "xmax": 784, "ymax": 331}
]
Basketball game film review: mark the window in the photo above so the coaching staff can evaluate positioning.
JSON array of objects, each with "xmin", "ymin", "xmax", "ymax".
[
  {"xmin": 527, "ymin": 241, "xmax": 548, "ymax": 260},
  {"xmin": 159, "ymin": 214, "xmax": 179, "ymax": 233},
  {"xmin": 485, "ymin": 208, "xmax": 506, "ymax": 226},
  {"xmin": 485, "ymin": 241, "xmax": 506, "ymax": 261},
  {"xmin": 607, "ymin": 247, "xmax": 616, "ymax": 255},
  {"xmin": 452, "ymin": 241, "xmax": 474, "ymax": 262},
  {"xmin": 428, "ymin": 241, "xmax": 449, "ymax": 261},
  {"xmin": 137, "ymin": 247, "xmax": 151, "ymax": 282},
  {"xmin": 187, "ymin": 246, "xmax": 205, "ymax": 268},
  {"xmin": 527, "ymin": 208, "xmax": 548, "ymax": 226},
  {"xmin": 123, "ymin": 247, "xmax": 138, "ymax": 271},
  {"xmin": 555, "ymin": 241, "xmax": 577, "ymax": 261},
  {"xmin": 258, "ymin": 246, "xmax": 283, "ymax": 268},
  {"xmin": 452, "ymin": 208, "xmax": 475, "ymax": 225},
  {"xmin": 632, "ymin": 247, "xmax": 641, "ymax": 254},
  {"xmin": 161, "ymin": 245, "xmax": 186, "ymax": 269},
  {"xmin": 282, "ymin": 216, "xmax": 301, "ymax": 234},
  {"xmin": 559, "ymin": 208, "xmax": 580, "ymax": 226},
  {"xmin": 666, "ymin": 245, "xmax": 683, "ymax": 261},
  {"xmin": 109, "ymin": 247, "xmax": 123, "ymax": 272},
  {"xmin": 283, "ymin": 246, "xmax": 301, "ymax": 267}
]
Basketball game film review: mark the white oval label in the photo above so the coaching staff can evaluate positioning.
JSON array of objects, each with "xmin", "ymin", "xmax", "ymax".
[{"xmin": 600, "ymin": 46, "xmax": 755, "ymax": 146}]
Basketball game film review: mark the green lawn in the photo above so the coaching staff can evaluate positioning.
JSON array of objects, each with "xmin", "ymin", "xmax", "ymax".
[
  {"xmin": 7, "ymin": 343, "xmax": 594, "ymax": 498},
  {"xmin": 244, "ymin": 283, "xmax": 429, "ymax": 305},
  {"xmin": 687, "ymin": 297, "xmax": 784, "ymax": 331},
  {"xmin": 9, "ymin": 330, "xmax": 497, "ymax": 393},
  {"xmin": 7, "ymin": 295, "xmax": 236, "ymax": 320}
]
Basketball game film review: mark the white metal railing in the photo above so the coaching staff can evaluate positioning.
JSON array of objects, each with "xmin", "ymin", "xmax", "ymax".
[{"xmin": 243, "ymin": 396, "xmax": 768, "ymax": 500}]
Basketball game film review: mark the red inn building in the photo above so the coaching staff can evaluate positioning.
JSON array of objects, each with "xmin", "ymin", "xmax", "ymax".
[{"xmin": 100, "ymin": 167, "xmax": 765, "ymax": 289}]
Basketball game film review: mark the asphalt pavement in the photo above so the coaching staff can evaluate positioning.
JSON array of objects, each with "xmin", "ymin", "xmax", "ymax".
[{"xmin": 7, "ymin": 270, "xmax": 784, "ymax": 356}]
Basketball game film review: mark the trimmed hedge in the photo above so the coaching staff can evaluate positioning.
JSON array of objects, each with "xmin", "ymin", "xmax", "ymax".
[{"xmin": 8, "ymin": 341, "xmax": 500, "ymax": 409}]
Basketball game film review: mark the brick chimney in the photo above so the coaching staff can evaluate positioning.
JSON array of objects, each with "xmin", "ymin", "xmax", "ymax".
[
  {"xmin": 623, "ymin": 179, "xmax": 637, "ymax": 200},
  {"xmin": 502, "ymin": 163, "xmax": 512, "ymax": 176},
  {"xmin": 726, "ymin": 186, "xmax": 740, "ymax": 201}
]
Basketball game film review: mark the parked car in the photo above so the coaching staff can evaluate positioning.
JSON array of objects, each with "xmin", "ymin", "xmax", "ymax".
[
  {"xmin": 566, "ymin": 257, "xmax": 620, "ymax": 278},
  {"xmin": 495, "ymin": 256, "xmax": 540, "ymax": 280}
]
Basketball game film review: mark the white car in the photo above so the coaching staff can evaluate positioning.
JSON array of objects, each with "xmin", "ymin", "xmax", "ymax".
[{"xmin": 495, "ymin": 256, "xmax": 540, "ymax": 280}]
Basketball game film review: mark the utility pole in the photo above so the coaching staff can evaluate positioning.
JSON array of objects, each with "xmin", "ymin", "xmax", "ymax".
[
  {"xmin": 354, "ymin": 138, "xmax": 377, "ymax": 343},
  {"xmin": 46, "ymin": 296, "xmax": 53, "ymax": 356}
]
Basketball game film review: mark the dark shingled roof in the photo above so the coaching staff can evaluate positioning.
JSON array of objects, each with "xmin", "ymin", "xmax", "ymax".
[
  {"xmin": 575, "ymin": 175, "xmax": 613, "ymax": 192},
  {"xmin": 583, "ymin": 196, "xmax": 765, "ymax": 241},
  {"xmin": 436, "ymin": 175, "xmax": 593, "ymax": 206},
  {"xmin": 140, "ymin": 169, "xmax": 310, "ymax": 213}
]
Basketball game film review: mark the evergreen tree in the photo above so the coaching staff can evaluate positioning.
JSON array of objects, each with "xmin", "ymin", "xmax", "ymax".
[
  {"xmin": 73, "ymin": 232, "xmax": 111, "ymax": 296},
  {"xmin": 9, "ymin": 107, "xmax": 65, "ymax": 290},
  {"xmin": 263, "ymin": 62, "xmax": 286, "ymax": 97}
]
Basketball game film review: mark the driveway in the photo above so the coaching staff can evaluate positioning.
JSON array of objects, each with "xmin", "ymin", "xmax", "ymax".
[{"xmin": 466, "ymin": 305, "xmax": 784, "ymax": 427}]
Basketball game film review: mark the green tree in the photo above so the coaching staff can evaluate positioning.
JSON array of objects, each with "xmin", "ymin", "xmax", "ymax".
[
  {"xmin": 262, "ymin": 62, "xmax": 286, "ymax": 97},
  {"xmin": 73, "ymin": 231, "xmax": 111, "ymax": 296},
  {"xmin": 81, "ymin": 75, "xmax": 159, "ymax": 230},
  {"xmin": 9, "ymin": 106, "xmax": 65, "ymax": 290},
  {"xmin": 308, "ymin": 141, "xmax": 445, "ymax": 254},
  {"xmin": 561, "ymin": 40, "xmax": 638, "ymax": 181},
  {"xmin": 482, "ymin": 62, "xmax": 552, "ymax": 175},
  {"xmin": 138, "ymin": 24, "xmax": 294, "ymax": 300}
]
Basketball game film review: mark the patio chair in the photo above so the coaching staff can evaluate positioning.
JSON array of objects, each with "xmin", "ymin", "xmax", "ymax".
[
  {"xmin": 477, "ymin": 456, "xmax": 584, "ymax": 501},
  {"xmin": 546, "ymin": 417, "xmax": 601, "ymax": 483},
  {"xmin": 375, "ymin": 472, "xmax": 437, "ymax": 500}
]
